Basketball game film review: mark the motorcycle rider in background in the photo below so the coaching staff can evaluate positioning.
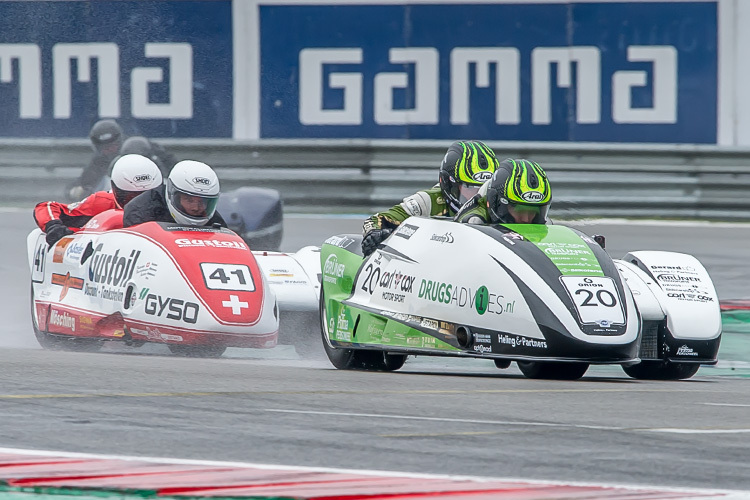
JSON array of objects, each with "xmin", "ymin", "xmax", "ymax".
[
  {"xmin": 454, "ymin": 159, "xmax": 552, "ymax": 225},
  {"xmin": 361, "ymin": 140, "xmax": 499, "ymax": 256},
  {"xmin": 116, "ymin": 136, "xmax": 178, "ymax": 179},
  {"xmin": 35, "ymin": 155, "xmax": 163, "ymax": 247},
  {"xmin": 123, "ymin": 160, "xmax": 227, "ymax": 228},
  {"xmin": 66, "ymin": 119, "xmax": 125, "ymax": 201}
]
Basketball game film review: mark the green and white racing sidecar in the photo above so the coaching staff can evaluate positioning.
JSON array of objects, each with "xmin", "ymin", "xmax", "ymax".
[{"xmin": 318, "ymin": 217, "xmax": 722, "ymax": 380}]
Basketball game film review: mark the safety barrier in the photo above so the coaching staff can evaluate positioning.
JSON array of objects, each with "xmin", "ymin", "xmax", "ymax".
[{"xmin": 5, "ymin": 139, "xmax": 750, "ymax": 219}]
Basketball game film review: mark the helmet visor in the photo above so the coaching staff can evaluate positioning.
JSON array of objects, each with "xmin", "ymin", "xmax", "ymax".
[
  {"xmin": 507, "ymin": 202, "xmax": 549, "ymax": 224},
  {"xmin": 458, "ymin": 183, "xmax": 481, "ymax": 206},
  {"xmin": 112, "ymin": 183, "xmax": 141, "ymax": 208},
  {"xmin": 168, "ymin": 186, "xmax": 219, "ymax": 221}
]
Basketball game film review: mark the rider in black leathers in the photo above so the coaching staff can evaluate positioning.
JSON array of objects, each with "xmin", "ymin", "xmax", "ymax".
[{"xmin": 67, "ymin": 119, "xmax": 125, "ymax": 200}]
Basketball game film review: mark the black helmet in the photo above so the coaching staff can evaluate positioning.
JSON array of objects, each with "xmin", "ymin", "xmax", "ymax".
[
  {"xmin": 89, "ymin": 119, "xmax": 123, "ymax": 154},
  {"xmin": 120, "ymin": 136, "xmax": 154, "ymax": 158},
  {"xmin": 439, "ymin": 141, "xmax": 499, "ymax": 212},
  {"xmin": 486, "ymin": 159, "xmax": 551, "ymax": 224}
]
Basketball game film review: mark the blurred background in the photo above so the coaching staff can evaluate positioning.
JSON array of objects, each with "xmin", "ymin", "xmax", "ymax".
[{"xmin": 1, "ymin": 0, "xmax": 748, "ymax": 219}]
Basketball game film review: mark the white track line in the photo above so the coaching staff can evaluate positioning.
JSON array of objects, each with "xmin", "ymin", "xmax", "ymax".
[{"xmin": 265, "ymin": 408, "xmax": 750, "ymax": 435}]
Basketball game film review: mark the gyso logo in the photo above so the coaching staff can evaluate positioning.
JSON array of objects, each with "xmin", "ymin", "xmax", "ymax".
[{"xmin": 144, "ymin": 294, "xmax": 199, "ymax": 324}]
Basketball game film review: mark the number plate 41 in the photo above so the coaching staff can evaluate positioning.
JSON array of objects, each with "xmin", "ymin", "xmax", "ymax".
[{"xmin": 200, "ymin": 263, "xmax": 255, "ymax": 292}]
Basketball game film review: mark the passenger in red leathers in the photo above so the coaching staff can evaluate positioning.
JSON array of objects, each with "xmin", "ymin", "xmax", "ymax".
[{"xmin": 34, "ymin": 154, "xmax": 163, "ymax": 247}]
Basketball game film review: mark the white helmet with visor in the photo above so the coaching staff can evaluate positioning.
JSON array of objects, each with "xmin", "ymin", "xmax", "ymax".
[{"xmin": 166, "ymin": 160, "xmax": 220, "ymax": 226}]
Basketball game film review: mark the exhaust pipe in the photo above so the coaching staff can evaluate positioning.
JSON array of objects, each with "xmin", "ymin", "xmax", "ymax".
[{"xmin": 456, "ymin": 326, "xmax": 473, "ymax": 349}]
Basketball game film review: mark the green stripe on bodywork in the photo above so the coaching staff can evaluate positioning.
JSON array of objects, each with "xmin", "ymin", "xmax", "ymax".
[
  {"xmin": 327, "ymin": 301, "xmax": 457, "ymax": 352},
  {"xmin": 504, "ymin": 224, "xmax": 604, "ymax": 276}
]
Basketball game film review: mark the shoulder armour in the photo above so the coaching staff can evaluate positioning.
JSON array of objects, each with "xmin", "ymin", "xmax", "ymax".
[{"xmin": 400, "ymin": 191, "xmax": 432, "ymax": 217}]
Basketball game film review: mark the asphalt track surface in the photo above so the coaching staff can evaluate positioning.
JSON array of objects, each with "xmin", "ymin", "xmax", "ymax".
[{"xmin": 2, "ymin": 210, "xmax": 750, "ymax": 492}]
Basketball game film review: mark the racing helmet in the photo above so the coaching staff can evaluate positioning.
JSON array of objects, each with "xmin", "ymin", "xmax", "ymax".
[
  {"xmin": 486, "ymin": 159, "xmax": 551, "ymax": 224},
  {"xmin": 166, "ymin": 160, "xmax": 220, "ymax": 226},
  {"xmin": 439, "ymin": 141, "xmax": 499, "ymax": 212},
  {"xmin": 89, "ymin": 119, "xmax": 124, "ymax": 154},
  {"xmin": 120, "ymin": 136, "xmax": 154, "ymax": 158},
  {"xmin": 110, "ymin": 154, "xmax": 163, "ymax": 208}
]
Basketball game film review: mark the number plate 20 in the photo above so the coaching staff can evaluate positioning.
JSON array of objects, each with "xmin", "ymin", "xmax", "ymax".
[{"xmin": 560, "ymin": 276, "xmax": 625, "ymax": 326}]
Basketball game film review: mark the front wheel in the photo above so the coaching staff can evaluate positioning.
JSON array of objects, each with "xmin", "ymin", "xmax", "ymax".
[
  {"xmin": 622, "ymin": 361, "xmax": 700, "ymax": 380},
  {"xmin": 517, "ymin": 360, "xmax": 589, "ymax": 380},
  {"xmin": 319, "ymin": 289, "xmax": 406, "ymax": 371}
]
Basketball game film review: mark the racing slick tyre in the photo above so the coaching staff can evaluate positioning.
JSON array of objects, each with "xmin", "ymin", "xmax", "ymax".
[
  {"xmin": 517, "ymin": 360, "xmax": 589, "ymax": 380},
  {"xmin": 493, "ymin": 359, "xmax": 512, "ymax": 369},
  {"xmin": 31, "ymin": 287, "xmax": 103, "ymax": 353},
  {"xmin": 319, "ymin": 289, "xmax": 406, "ymax": 371},
  {"xmin": 167, "ymin": 345, "xmax": 227, "ymax": 358},
  {"xmin": 622, "ymin": 361, "xmax": 700, "ymax": 380}
]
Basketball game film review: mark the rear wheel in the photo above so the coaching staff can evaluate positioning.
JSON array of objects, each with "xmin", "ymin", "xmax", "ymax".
[
  {"xmin": 168, "ymin": 345, "xmax": 227, "ymax": 358},
  {"xmin": 31, "ymin": 287, "xmax": 103, "ymax": 353},
  {"xmin": 622, "ymin": 361, "xmax": 700, "ymax": 380},
  {"xmin": 517, "ymin": 360, "xmax": 589, "ymax": 380},
  {"xmin": 320, "ymin": 289, "xmax": 406, "ymax": 371}
]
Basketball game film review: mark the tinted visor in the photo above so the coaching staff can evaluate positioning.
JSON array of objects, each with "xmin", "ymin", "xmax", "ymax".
[
  {"xmin": 112, "ymin": 184, "xmax": 141, "ymax": 208},
  {"xmin": 458, "ymin": 183, "xmax": 481, "ymax": 205},
  {"xmin": 507, "ymin": 202, "xmax": 549, "ymax": 224}
]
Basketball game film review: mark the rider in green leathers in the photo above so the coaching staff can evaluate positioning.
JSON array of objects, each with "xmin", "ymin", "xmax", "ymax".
[
  {"xmin": 454, "ymin": 158, "xmax": 552, "ymax": 225},
  {"xmin": 362, "ymin": 141, "xmax": 499, "ymax": 255}
]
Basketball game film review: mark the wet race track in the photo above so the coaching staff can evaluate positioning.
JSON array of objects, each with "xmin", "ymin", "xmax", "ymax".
[{"xmin": 2, "ymin": 209, "xmax": 750, "ymax": 492}]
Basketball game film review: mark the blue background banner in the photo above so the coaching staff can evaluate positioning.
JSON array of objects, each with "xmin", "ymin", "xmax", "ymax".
[
  {"xmin": 0, "ymin": 0, "xmax": 232, "ymax": 138},
  {"xmin": 259, "ymin": 2, "xmax": 717, "ymax": 143}
]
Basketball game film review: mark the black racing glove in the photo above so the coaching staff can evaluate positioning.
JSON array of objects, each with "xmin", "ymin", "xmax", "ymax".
[
  {"xmin": 44, "ymin": 220, "xmax": 74, "ymax": 247},
  {"xmin": 362, "ymin": 228, "xmax": 393, "ymax": 256}
]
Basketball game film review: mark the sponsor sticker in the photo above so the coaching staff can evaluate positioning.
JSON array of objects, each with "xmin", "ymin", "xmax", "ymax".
[
  {"xmin": 135, "ymin": 262, "xmax": 159, "ymax": 280},
  {"xmin": 676, "ymin": 345, "xmax": 699, "ymax": 356},
  {"xmin": 430, "ymin": 232, "xmax": 454, "ymax": 244},
  {"xmin": 53, "ymin": 237, "xmax": 75, "ymax": 263},
  {"xmin": 144, "ymin": 294, "xmax": 199, "ymax": 324},
  {"xmin": 323, "ymin": 254, "xmax": 346, "ymax": 284},
  {"xmin": 49, "ymin": 309, "xmax": 75, "ymax": 332},
  {"xmin": 417, "ymin": 280, "xmax": 513, "ymax": 315},
  {"xmin": 87, "ymin": 244, "xmax": 140, "ymax": 288},
  {"xmin": 51, "ymin": 272, "xmax": 84, "ymax": 300},
  {"xmin": 175, "ymin": 238, "xmax": 247, "ymax": 249},
  {"xmin": 324, "ymin": 235, "xmax": 356, "ymax": 249},
  {"xmin": 394, "ymin": 224, "xmax": 419, "ymax": 239}
]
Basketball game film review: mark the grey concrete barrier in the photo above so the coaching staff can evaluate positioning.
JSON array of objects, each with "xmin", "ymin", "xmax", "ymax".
[{"xmin": 5, "ymin": 138, "xmax": 750, "ymax": 219}]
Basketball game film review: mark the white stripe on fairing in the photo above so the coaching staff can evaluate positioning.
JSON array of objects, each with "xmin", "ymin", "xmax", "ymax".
[
  {"xmin": 265, "ymin": 408, "xmax": 750, "ymax": 436},
  {"xmin": 0, "ymin": 446, "xmax": 746, "ymax": 498},
  {"xmin": 704, "ymin": 403, "xmax": 750, "ymax": 408}
]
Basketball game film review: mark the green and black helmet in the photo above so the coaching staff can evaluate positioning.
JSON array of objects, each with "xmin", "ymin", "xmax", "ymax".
[
  {"xmin": 486, "ymin": 159, "xmax": 551, "ymax": 224},
  {"xmin": 439, "ymin": 141, "xmax": 499, "ymax": 212}
]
